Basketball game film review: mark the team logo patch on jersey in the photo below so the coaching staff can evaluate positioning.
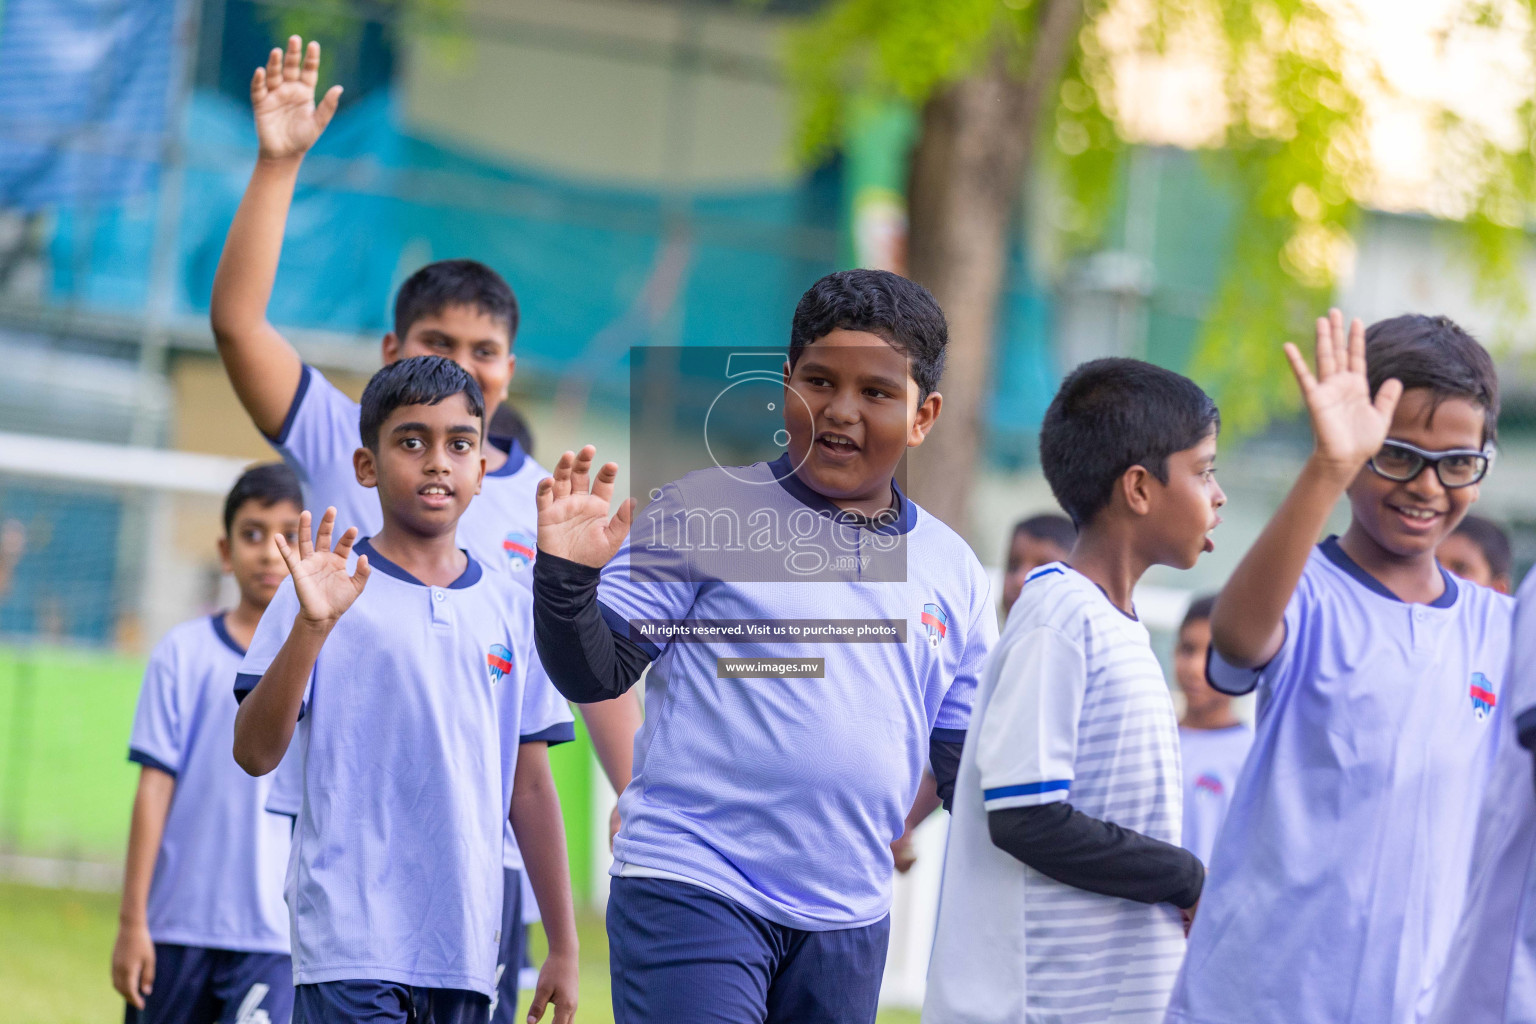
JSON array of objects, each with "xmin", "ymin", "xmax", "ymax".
[
  {"xmin": 487, "ymin": 643, "xmax": 514, "ymax": 685},
  {"xmin": 921, "ymin": 602, "xmax": 948, "ymax": 649},
  {"xmin": 1194, "ymin": 773, "xmax": 1226, "ymax": 797},
  {"xmin": 503, "ymin": 531, "xmax": 536, "ymax": 571},
  {"xmin": 1471, "ymin": 673, "xmax": 1497, "ymax": 720}
]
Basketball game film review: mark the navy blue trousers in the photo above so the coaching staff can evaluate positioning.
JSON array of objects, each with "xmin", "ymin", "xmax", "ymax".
[
  {"xmin": 293, "ymin": 983, "xmax": 487, "ymax": 1024},
  {"xmin": 125, "ymin": 944, "xmax": 292, "ymax": 1024},
  {"xmin": 607, "ymin": 876, "xmax": 890, "ymax": 1024}
]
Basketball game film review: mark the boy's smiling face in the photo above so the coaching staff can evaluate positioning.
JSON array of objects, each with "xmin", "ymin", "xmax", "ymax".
[
  {"xmin": 383, "ymin": 304, "xmax": 514, "ymax": 409},
  {"xmin": 354, "ymin": 395, "xmax": 486, "ymax": 537},
  {"xmin": 1345, "ymin": 388, "xmax": 1485, "ymax": 561},
  {"xmin": 781, "ymin": 330, "xmax": 940, "ymax": 515}
]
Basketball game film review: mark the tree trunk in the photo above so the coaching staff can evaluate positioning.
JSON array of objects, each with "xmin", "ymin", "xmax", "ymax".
[{"xmin": 904, "ymin": 0, "xmax": 1083, "ymax": 537}]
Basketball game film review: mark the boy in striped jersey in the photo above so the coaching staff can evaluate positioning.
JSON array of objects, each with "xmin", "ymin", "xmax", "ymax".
[{"xmin": 925, "ymin": 359, "xmax": 1224, "ymax": 1024}]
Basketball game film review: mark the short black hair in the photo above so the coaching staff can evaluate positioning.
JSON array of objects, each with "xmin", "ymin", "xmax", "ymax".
[
  {"xmin": 788, "ymin": 269, "xmax": 947, "ymax": 401},
  {"xmin": 1452, "ymin": 514, "xmax": 1512, "ymax": 581},
  {"xmin": 1040, "ymin": 358, "xmax": 1220, "ymax": 528},
  {"xmin": 393, "ymin": 259, "xmax": 519, "ymax": 341},
  {"xmin": 1364, "ymin": 314, "xmax": 1499, "ymax": 445},
  {"xmin": 359, "ymin": 356, "xmax": 486, "ymax": 450},
  {"xmin": 1012, "ymin": 513, "xmax": 1076, "ymax": 553},
  {"xmin": 1181, "ymin": 593, "xmax": 1217, "ymax": 631},
  {"xmin": 223, "ymin": 462, "xmax": 302, "ymax": 536}
]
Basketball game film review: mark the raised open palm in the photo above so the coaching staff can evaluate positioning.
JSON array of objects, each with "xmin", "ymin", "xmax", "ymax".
[
  {"xmin": 276, "ymin": 508, "xmax": 370, "ymax": 629},
  {"xmin": 537, "ymin": 446, "xmax": 635, "ymax": 568},
  {"xmin": 1284, "ymin": 309, "xmax": 1403, "ymax": 472},
  {"xmin": 252, "ymin": 36, "xmax": 343, "ymax": 162}
]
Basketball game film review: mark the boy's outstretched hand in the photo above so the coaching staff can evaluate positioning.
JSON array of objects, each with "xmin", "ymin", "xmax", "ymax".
[
  {"xmin": 1284, "ymin": 309, "xmax": 1403, "ymax": 477},
  {"xmin": 252, "ymin": 36, "xmax": 342, "ymax": 163},
  {"xmin": 537, "ymin": 447, "xmax": 635, "ymax": 568},
  {"xmin": 276, "ymin": 508, "xmax": 370, "ymax": 631}
]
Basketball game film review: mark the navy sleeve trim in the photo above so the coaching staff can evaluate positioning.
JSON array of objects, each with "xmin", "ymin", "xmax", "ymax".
[
  {"xmin": 1205, "ymin": 643, "xmax": 1260, "ymax": 697},
  {"xmin": 930, "ymin": 726, "xmax": 967, "ymax": 745},
  {"xmin": 235, "ymin": 671, "xmax": 308, "ymax": 720},
  {"xmin": 128, "ymin": 749, "xmax": 177, "ymax": 778},
  {"xmin": 234, "ymin": 672, "xmax": 263, "ymax": 702},
  {"xmin": 267, "ymin": 364, "xmax": 313, "ymax": 447},
  {"xmin": 1517, "ymin": 707, "xmax": 1536, "ymax": 753},
  {"xmin": 521, "ymin": 722, "xmax": 577, "ymax": 746}
]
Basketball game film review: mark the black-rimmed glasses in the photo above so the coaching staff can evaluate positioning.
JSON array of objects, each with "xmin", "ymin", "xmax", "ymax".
[{"xmin": 1366, "ymin": 439, "xmax": 1494, "ymax": 489}]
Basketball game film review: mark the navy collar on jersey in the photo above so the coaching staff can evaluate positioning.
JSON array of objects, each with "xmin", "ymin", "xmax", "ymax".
[
  {"xmin": 210, "ymin": 612, "xmax": 247, "ymax": 656},
  {"xmin": 767, "ymin": 453, "xmax": 916, "ymax": 536},
  {"xmin": 1320, "ymin": 535, "xmax": 1458, "ymax": 609},
  {"xmin": 485, "ymin": 434, "xmax": 528, "ymax": 478},
  {"xmin": 354, "ymin": 537, "xmax": 483, "ymax": 589}
]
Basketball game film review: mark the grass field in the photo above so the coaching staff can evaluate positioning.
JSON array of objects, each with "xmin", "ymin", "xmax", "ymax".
[{"xmin": 1, "ymin": 881, "xmax": 922, "ymax": 1023}]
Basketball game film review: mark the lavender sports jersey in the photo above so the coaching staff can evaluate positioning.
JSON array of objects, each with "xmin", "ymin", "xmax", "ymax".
[
  {"xmin": 235, "ymin": 544, "xmax": 569, "ymax": 994},
  {"xmin": 1177, "ymin": 724, "xmax": 1253, "ymax": 867},
  {"xmin": 128, "ymin": 614, "xmax": 290, "ymax": 954},
  {"xmin": 597, "ymin": 457, "xmax": 996, "ymax": 930},
  {"xmin": 1424, "ymin": 571, "xmax": 1536, "ymax": 1024},
  {"xmin": 1166, "ymin": 539, "xmax": 1514, "ymax": 1024},
  {"xmin": 267, "ymin": 365, "xmax": 570, "ymax": 871}
]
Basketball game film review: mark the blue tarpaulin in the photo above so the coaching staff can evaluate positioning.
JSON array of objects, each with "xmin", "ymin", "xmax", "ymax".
[{"xmin": 0, "ymin": 0, "xmax": 182, "ymax": 209}]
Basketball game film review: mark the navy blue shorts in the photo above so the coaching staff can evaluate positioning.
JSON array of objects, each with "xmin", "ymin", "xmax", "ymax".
[
  {"xmin": 125, "ymin": 943, "xmax": 292, "ymax": 1024},
  {"xmin": 607, "ymin": 876, "xmax": 890, "ymax": 1024},
  {"xmin": 293, "ymin": 982, "xmax": 487, "ymax": 1024},
  {"xmin": 490, "ymin": 867, "xmax": 524, "ymax": 1024}
]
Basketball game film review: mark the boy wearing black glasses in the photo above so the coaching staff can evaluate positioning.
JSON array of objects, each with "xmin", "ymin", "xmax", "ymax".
[{"xmin": 1165, "ymin": 312, "xmax": 1515, "ymax": 1024}]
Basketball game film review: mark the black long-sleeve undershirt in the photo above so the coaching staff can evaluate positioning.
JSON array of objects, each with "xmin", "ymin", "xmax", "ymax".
[
  {"xmin": 988, "ymin": 802, "xmax": 1204, "ymax": 908},
  {"xmin": 531, "ymin": 549, "xmax": 967, "ymax": 801},
  {"xmin": 533, "ymin": 551, "xmax": 653, "ymax": 703}
]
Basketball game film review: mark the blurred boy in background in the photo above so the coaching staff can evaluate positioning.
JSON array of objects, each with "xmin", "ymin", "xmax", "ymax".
[
  {"xmin": 113, "ymin": 464, "xmax": 301, "ymax": 1023},
  {"xmin": 1438, "ymin": 513, "xmax": 1513, "ymax": 594},
  {"xmin": 1173, "ymin": 594, "xmax": 1252, "ymax": 868}
]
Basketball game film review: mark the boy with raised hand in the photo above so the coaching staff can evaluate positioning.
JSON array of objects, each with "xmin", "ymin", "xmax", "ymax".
[
  {"xmin": 532, "ymin": 269, "xmax": 997, "ymax": 1024},
  {"xmin": 924, "ymin": 359, "xmax": 1223, "ymax": 1024},
  {"xmin": 113, "ymin": 463, "xmax": 303, "ymax": 1023},
  {"xmin": 1424, "ymin": 569, "xmax": 1536, "ymax": 1024},
  {"xmin": 1439, "ymin": 512, "xmax": 1514, "ymax": 594},
  {"xmin": 1164, "ymin": 312, "xmax": 1514, "ymax": 1024},
  {"xmin": 209, "ymin": 38, "xmax": 640, "ymax": 1017},
  {"xmin": 231, "ymin": 357, "xmax": 578, "ymax": 1024},
  {"xmin": 1172, "ymin": 594, "xmax": 1252, "ymax": 868}
]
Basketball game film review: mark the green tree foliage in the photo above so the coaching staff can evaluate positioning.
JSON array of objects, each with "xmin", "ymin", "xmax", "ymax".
[{"xmin": 789, "ymin": 0, "xmax": 1536, "ymax": 433}]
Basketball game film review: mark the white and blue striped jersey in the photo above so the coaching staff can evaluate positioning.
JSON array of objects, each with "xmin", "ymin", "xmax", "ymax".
[
  {"xmin": 235, "ymin": 544, "xmax": 571, "ymax": 996},
  {"xmin": 924, "ymin": 563, "xmax": 1186, "ymax": 1024},
  {"xmin": 597, "ymin": 456, "xmax": 996, "ymax": 931},
  {"xmin": 1166, "ymin": 538, "xmax": 1514, "ymax": 1024},
  {"xmin": 266, "ymin": 364, "xmax": 571, "ymax": 873},
  {"xmin": 1178, "ymin": 724, "xmax": 1252, "ymax": 867},
  {"xmin": 128, "ymin": 614, "xmax": 290, "ymax": 954},
  {"xmin": 1424, "ymin": 570, "xmax": 1536, "ymax": 1024}
]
